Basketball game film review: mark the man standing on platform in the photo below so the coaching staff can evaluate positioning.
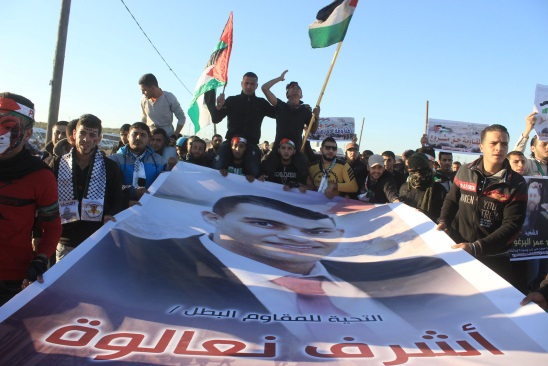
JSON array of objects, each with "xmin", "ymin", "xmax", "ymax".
[
  {"xmin": 261, "ymin": 70, "xmax": 319, "ymax": 187},
  {"xmin": 211, "ymin": 72, "xmax": 275, "ymax": 180},
  {"xmin": 139, "ymin": 73, "xmax": 186, "ymax": 144}
]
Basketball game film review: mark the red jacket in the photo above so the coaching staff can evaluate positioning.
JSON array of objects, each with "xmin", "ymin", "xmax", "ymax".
[{"xmin": 0, "ymin": 168, "xmax": 61, "ymax": 280}]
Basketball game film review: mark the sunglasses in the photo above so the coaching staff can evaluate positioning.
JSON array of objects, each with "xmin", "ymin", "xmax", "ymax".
[{"xmin": 323, "ymin": 145, "xmax": 338, "ymax": 151}]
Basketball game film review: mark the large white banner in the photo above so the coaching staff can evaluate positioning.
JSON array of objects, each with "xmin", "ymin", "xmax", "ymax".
[
  {"xmin": 426, "ymin": 118, "xmax": 489, "ymax": 154},
  {"xmin": 0, "ymin": 164, "xmax": 547, "ymax": 365}
]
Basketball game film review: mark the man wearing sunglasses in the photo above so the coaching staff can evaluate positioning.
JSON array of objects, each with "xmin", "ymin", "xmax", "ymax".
[{"xmin": 307, "ymin": 137, "xmax": 357, "ymax": 198}]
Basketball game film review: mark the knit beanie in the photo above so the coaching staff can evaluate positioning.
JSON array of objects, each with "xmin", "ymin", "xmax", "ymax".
[{"xmin": 407, "ymin": 153, "xmax": 430, "ymax": 170}]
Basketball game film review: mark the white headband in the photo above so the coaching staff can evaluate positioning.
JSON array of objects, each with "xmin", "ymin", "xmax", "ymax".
[{"xmin": 0, "ymin": 97, "xmax": 35, "ymax": 120}]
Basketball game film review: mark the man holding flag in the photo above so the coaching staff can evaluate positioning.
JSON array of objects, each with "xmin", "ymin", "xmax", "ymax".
[
  {"xmin": 187, "ymin": 12, "xmax": 233, "ymax": 134},
  {"xmin": 187, "ymin": 13, "xmax": 273, "ymax": 179}
]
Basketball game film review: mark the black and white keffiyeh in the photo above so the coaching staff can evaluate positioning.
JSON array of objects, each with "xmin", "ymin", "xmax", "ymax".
[
  {"xmin": 129, "ymin": 149, "xmax": 146, "ymax": 186},
  {"xmin": 58, "ymin": 147, "xmax": 106, "ymax": 202}
]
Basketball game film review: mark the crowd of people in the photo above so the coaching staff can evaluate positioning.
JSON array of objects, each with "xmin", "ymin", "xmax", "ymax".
[{"xmin": 1, "ymin": 72, "xmax": 547, "ymax": 310}]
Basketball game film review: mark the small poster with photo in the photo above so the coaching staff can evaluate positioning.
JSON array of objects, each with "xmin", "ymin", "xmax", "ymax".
[
  {"xmin": 426, "ymin": 118, "xmax": 488, "ymax": 154},
  {"xmin": 308, "ymin": 117, "xmax": 355, "ymax": 141},
  {"xmin": 510, "ymin": 176, "xmax": 548, "ymax": 261}
]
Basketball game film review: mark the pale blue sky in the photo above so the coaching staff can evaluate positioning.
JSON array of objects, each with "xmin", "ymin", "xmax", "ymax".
[{"xmin": 2, "ymin": 0, "xmax": 547, "ymax": 162}]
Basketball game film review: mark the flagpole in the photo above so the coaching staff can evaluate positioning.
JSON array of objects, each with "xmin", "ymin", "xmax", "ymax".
[
  {"xmin": 424, "ymin": 100, "xmax": 429, "ymax": 134},
  {"xmin": 358, "ymin": 117, "xmax": 365, "ymax": 146},
  {"xmin": 214, "ymin": 85, "xmax": 228, "ymax": 135},
  {"xmin": 301, "ymin": 41, "xmax": 344, "ymax": 151}
]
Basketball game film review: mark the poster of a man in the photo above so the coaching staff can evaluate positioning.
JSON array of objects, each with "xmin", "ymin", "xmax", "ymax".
[
  {"xmin": 1, "ymin": 164, "xmax": 547, "ymax": 365},
  {"xmin": 511, "ymin": 177, "xmax": 548, "ymax": 260}
]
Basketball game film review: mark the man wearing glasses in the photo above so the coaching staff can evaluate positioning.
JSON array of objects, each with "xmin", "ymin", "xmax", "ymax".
[{"xmin": 307, "ymin": 137, "xmax": 357, "ymax": 198}]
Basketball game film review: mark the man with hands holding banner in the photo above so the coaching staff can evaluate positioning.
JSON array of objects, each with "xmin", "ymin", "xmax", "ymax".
[
  {"xmin": 437, "ymin": 124, "xmax": 527, "ymax": 284},
  {"xmin": 0, "ymin": 92, "xmax": 61, "ymax": 304}
]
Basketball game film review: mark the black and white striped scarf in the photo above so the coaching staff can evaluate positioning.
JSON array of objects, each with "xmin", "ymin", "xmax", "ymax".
[
  {"xmin": 128, "ymin": 149, "xmax": 147, "ymax": 187},
  {"xmin": 58, "ymin": 148, "xmax": 106, "ymax": 203}
]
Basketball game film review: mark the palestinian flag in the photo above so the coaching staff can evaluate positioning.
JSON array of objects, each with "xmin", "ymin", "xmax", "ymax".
[
  {"xmin": 309, "ymin": 0, "xmax": 358, "ymax": 48},
  {"xmin": 188, "ymin": 12, "xmax": 233, "ymax": 133}
]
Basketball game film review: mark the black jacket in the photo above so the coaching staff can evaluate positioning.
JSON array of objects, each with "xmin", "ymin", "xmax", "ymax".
[
  {"xmin": 366, "ymin": 171, "xmax": 399, "ymax": 204},
  {"xmin": 211, "ymin": 92, "xmax": 275, "ymax": 144},
  {"xmin": 438, "ymin": 157, "xmax": 527, "ymax": 256},
  {"xmin": 399, "ymin": 181, "xmax": 447, "ymax": 222}
]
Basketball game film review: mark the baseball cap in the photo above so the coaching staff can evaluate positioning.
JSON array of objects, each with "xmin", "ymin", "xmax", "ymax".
[
  {"xmin": 346, "ymin": 142, "xmax": 359, "ymax": 151},
  {"xmin": 368, "ymin": 154, "xmax": 384, "ymax": 168},
  {"xmin": 176, "ymin": 137, "xmax": 187, "ymax": 147}
]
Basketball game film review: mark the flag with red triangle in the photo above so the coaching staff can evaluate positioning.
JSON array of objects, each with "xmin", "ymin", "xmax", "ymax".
[{"xmin": 188, "ymin": 12, "xmax": 233, "ymax": 133}]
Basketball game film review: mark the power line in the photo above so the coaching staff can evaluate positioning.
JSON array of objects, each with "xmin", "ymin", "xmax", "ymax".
[{"xmin": 119, "ymin": 0, "xmax": 193, "ymax": 96}]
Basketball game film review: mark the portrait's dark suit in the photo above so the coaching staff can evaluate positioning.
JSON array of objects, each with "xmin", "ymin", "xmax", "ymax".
[
  {"xmin": 111, "ymin": 231, "xmax": 451, "ymax": 307},
  {"xmin": 104, "ymin": 230, "xmax": 481, "ymax": 339},
  {"xmin": 0, "ymin": 229, "xmax": 518, "ymax": 365}
]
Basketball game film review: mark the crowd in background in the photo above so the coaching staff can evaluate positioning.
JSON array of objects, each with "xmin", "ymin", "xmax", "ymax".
[{"xmin": 1, "ymin": 72, "xmax": 547, "ymax": 309}]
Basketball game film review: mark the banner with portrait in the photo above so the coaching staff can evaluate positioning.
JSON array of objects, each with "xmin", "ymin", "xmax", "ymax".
[
  {"xmin": 533, "ymin": 83, "xmax": 548, "ymax": 142},
  {"xmin": 0, "ymin": 163, "xmax": 547, "ymax": 365},
  {"xmin": 308, "ymin": 117, "xmax": 355, "ymax": 141},
  {"xmin": 510, "ymin": 176, "xmax": 548, "ymax": 261},
  {"xmin": 426, "ymin": 118, "xmax": 489, "ymax": 154}
]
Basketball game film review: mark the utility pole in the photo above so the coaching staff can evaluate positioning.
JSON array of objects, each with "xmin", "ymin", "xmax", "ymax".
[{"xmin": 46, "ymin": 0, "xmax": 72, "ymax": 144}]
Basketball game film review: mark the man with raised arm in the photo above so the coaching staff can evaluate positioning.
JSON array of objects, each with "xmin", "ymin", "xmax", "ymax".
[
  {"xmin": 513, "ymin": 112, "xmax": 548, "ymax": 176},
  {"xmin": 260, "ymin": 70, "xmax": 319, "ymax": 187}
]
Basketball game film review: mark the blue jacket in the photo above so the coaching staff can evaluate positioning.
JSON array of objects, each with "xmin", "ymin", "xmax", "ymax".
[{"xmin": 109, "ymin": 145, "xmax": 166, "ymax": 200}]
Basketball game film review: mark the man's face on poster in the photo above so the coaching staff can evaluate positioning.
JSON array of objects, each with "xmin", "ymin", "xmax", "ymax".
[
  {"xmin": 203, "ymin": 203, "xmax": 343, "ymax": 273},
  {"xmin": 528, "ymin": 186, "xmax": 541, "ymax": 206}
]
